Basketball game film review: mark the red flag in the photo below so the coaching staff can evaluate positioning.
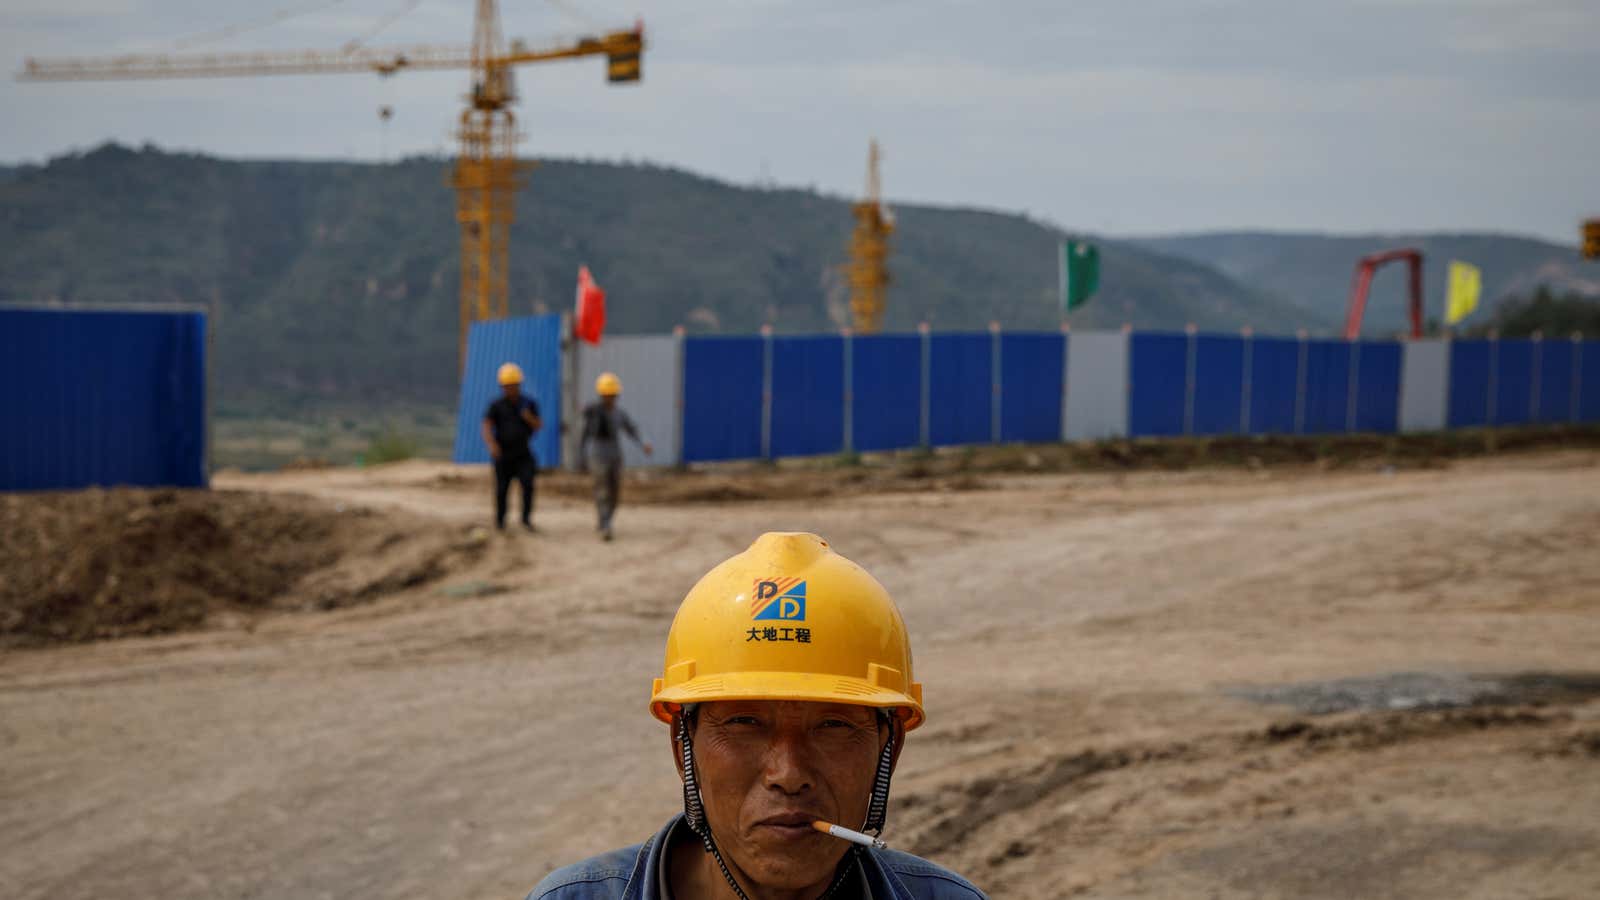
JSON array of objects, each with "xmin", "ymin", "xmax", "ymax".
[{"xmin": 574, "ymin": 265, "xmax": 606, "ymax": 345}]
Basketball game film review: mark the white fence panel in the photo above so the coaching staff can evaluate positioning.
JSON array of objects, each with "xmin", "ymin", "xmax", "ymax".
[
  {"xmin": 1399, "ymin": 339, "xmax": 1449, "ymax": 433},
  {"xmin": 1064, "ymin": 331, "xmax": 1130, "ymax": 441},
  {"xmin": 574, "ymin": 335, "xmax": 683, "ymax": 467}
]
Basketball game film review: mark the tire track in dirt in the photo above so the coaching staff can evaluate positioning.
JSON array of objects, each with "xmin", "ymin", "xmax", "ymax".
[{"xmin": 895, "ymin": 703, "xmax": 1597, "ymax": 897}]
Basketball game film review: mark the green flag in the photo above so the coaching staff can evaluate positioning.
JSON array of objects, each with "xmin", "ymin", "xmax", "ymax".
[{"xmin": 1060, "ymin": 240, "xmax": 1100, "ymax": 314}]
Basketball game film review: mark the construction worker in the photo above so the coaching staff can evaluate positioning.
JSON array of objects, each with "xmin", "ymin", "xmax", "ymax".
[
  {"xmin": 577, "ymin": 372, "xmax": 652, "ymax": 542},
  {"xmin": 481, "ymin": 362, "xmax": 541, "ymax": 532},
  {"xmin": 529, "ymin": 533, "xmax": 985, "ymax": 900}
]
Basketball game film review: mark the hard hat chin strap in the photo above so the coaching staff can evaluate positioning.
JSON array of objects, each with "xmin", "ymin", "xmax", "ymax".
[
  {"xmin": 677, "ymin": 708, "xmax": 710, "ymax": 838},
  {"xmin": 677, "ymin": 705, "xmax": 881, "ymax": 900},
  {"xmin": 862, "ymin": 710, "xmax": 897, "ymax": 836}
]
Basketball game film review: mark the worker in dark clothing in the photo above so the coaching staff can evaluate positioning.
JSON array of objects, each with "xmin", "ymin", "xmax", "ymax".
[
  {"xmin": 578, "ymin": 372, "xmax": 651, "ymax": 541},
  {"xmin": 481, "ymin": 362, "xmax": 542, "ymax": 532}
]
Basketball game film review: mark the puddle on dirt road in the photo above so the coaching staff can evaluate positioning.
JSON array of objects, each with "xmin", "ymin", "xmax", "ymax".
[{"xmin": 1228, "ymin": 671, "xmax": 1600, "ymax": 716}]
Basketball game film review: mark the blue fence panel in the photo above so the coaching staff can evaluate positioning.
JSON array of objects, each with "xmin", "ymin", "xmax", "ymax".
[
  {"xmin": 1129, "ymin": 332, "xmax": 1189, "ymax": 437},
  {"xmin": 770, "ymin": 336, "xmax": 845, "ymax": 458},
  {"xmin": 999, "ymin": 333, "xmax": 1064, "ymax": 443},
  {"xmin": 1248, "ymin": 337, "xmax": 1300, "ymax": 434},
  {"xmin": 1536, "ymin": 341, "xmax": 1575, "ymax": 423},
  {"xmin": 453, "ymin": 315, "xmax": 563, "ymax": 466},
  {"xmin": 1353, "ymin": 341, "xmax": 1402, "ymax": 433},
  {"xmin": 1192, "ymin": 335, "xmax": 1246, "ymax": 436},
  {"xmin": 1448, "ymin": 340, "xmax": 1492, "ymax": 428},
  {"xmin": 1493, "ymin": 339, "xmax": 1535, "ymax": 426},
  {"xmin": 928, "ymin": 334, "xmax": 992, "ymax": 446},
  {"xmin": 851, "ymin": 335, "xmax": 922, "ymax": 452},
  {"xmin": 1301, "ymin": 340, "xmax": 1352, "ymax": 434},
  {"xmin": 1, "ymin": 308, "xmax": 207, "ymax": 491},
  {"xmin": 1582, "ymin": 342, "xmax": 1600, "ymax": 423},
  {"xmin": 679, "ymin": 336, "xmax": 766, "ymax": 462}
]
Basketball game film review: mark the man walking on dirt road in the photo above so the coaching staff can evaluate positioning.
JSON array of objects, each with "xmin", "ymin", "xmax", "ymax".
[
  {"xmin": 482, "ymin": 362, "xmax": 542, "ymax": 533},
  {"xmin": 578, "ymin": 372, "xmax": 651, "ymax": 542},
  {"xmin": 528, "ymin": 532, "xmax": 986, "ymax": 900}
]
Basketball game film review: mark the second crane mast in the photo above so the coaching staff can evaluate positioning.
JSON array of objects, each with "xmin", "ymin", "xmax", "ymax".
[
  {"xmin": 19, "ymin": 1, "xmax": 644, "ymax": 365},
  {"xmin": 848, "ymin": 139, "xmax": 893, "ymax": 334}
]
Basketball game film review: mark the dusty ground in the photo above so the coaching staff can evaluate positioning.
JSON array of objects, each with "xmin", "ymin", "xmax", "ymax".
[{"xmin": 2, "ymin": 451, "xmax": 1599, "ymax": 899}]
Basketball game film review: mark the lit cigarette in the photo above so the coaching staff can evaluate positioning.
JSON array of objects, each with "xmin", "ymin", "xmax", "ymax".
[{"xmin": 812, "ymin": 820, "xmax": 887, "ymax": 850}]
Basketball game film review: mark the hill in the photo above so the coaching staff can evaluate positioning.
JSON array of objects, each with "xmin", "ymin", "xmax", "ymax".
[
  {"xmin": 1135, "ymin": 231, "xmax": 1598, "ymax": 334},
  {"xmin": 0, "ymin": 144, "xmax": 1312, "ymax": 417}
]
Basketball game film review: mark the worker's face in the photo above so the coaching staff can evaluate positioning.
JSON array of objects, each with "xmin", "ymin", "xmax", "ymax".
[
  {"xmin": 501, "ymin": 382, "xmax": 520, "ymax": 399},
  {"xmin": 601, "ymin": 394, "xmax": 617, "ymax": 410},
  {"xmin": 677, "ymin": 701, "xmax": 892, "ymax": 894}
]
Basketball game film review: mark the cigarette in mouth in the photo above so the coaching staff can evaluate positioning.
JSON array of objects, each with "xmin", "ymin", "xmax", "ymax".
[{"xmin": 812, "ymin": 820, "xmax": 887, "ymax": 850}]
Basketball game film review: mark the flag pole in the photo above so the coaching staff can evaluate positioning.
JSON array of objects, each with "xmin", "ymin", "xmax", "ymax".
[{"xmin": 1058, "ymin": 239, "xmax": 1067, "ymax": 326}]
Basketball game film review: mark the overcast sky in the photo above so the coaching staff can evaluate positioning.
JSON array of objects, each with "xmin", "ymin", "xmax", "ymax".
[{"xmin": 2, "ymin": 0, "xmax": 1595, "ymax": 243}]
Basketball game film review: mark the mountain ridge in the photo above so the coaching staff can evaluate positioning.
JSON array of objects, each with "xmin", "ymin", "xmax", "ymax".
[
  {"xmin": 8, "ymin": 145, "xmax": 1587, "ymax": 420},
  {"xmin": 0, "ymin": 143, "xmax": 1318, "ymax": 414},
  {"xmin": 1134, "ymin": 230, "xmax": 1596, "ymax": 333}
]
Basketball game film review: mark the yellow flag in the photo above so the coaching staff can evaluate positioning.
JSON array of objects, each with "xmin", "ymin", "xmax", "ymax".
[{"xmin": 1446, "ymin": 260, "xmax": 1481, "ymax": 325}]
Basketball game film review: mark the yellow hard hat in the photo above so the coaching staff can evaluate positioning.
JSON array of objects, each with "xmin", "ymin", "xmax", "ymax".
[
  {"xmin": 596, "ymin": 372, "xmax": 622, "ymax": 396},
  {"xmin": 650, "ymin": 532, "xmax": 924, "ymax": 730},
  {"xmin": 497, "ymin": 362, "xmax": 524, "ymax": 386}
]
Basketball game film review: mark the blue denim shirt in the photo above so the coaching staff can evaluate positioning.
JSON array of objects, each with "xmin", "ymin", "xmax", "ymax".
[{"xmin": 528, "ymin": 815, "xmax": 986, "ymax": 900}]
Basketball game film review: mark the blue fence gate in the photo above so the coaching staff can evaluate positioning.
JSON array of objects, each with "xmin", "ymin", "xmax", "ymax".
[{"xmin": 453, "ymin": 315, "xmax": 564, "ymax": 466}]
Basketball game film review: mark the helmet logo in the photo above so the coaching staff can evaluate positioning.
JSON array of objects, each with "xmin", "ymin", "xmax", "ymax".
[{"xmin": 751, "ymin": 578, "xmax": 806, "ymax": 621}]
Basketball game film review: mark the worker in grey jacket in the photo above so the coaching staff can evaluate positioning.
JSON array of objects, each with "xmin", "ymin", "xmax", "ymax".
[{"xmin": 578, "ymin": 372, "xmax": 652, "ymax": 541}]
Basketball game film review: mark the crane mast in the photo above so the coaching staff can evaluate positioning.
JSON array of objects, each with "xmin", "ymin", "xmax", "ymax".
[
  {"xmin": 848, "ymin": 139, "xmax": 893, "ymax": 333},
  {"xmin": 452, "ymin": 0, "xmax": 524, "ymax": 360}
]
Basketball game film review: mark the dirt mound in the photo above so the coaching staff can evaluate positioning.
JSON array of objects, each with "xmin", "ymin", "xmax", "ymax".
[
  {"xmin": 0, "ymin": 488, "xmax": 485, "ymax": 645},
  {"xmin": 614, "ymin": 469, "xmax": 988, "ymax": 504},
  {"xmin": 426, "ymin": 465, "xmax": 988, "ymax": 505},
  {"xmin": 423, "ymin": 425, "xmax": 1600, "ymax": 507}
]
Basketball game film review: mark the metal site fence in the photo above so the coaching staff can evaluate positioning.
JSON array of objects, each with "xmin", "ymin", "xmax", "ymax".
[
  {"xmin": 1, "ymin": 305, "xmax": 208, "ymax": 491},
  {"xmin": 674, "ymin": 330, "xmax": 1600, "ymax": 464},
  {"xmin": 450, "ymin": 317, "xmax": 1600, "ymax": 467}
]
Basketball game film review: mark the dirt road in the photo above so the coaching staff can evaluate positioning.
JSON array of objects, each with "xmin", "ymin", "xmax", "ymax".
[{"xmin": 3, "ymin": 453, "xmax": 1598, "ymax": 899}]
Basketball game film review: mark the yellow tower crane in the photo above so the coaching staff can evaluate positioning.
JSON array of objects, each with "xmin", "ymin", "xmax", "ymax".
[
  {"xmin": 18, "ymin": 0, "xmax": 644, "ymax": 366},
  {"xmin": 848, "ymin": 139, "xmax": 894, "ymax": 333}
]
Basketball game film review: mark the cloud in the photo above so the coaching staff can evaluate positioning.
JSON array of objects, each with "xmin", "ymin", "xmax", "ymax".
[
  {"xmin": 0, "ymin": 0, "xmax": 1594, "ymax": 242},
  {"xmin": 3, "ymin": 0, "xmax": 140, "ymax": 15}
]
